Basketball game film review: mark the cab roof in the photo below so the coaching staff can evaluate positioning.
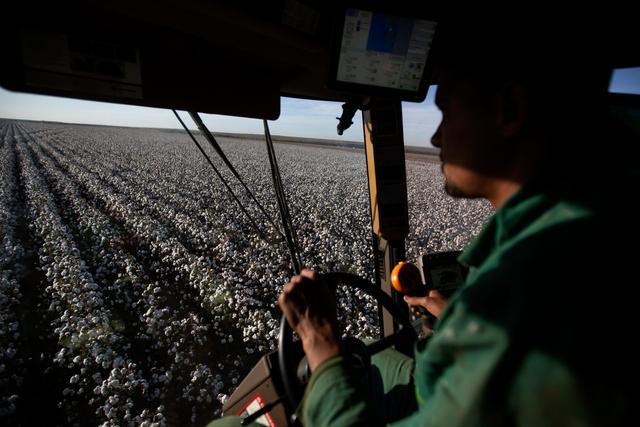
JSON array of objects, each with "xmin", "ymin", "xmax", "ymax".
[{"xmin": 2, "ymin": 1, "xmax": 638, "ymax": 119}]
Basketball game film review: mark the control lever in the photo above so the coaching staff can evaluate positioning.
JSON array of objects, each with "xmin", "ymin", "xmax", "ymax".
[{"xmin": 390, "ymin": 252, "xmax": 466, "ymax": 328}]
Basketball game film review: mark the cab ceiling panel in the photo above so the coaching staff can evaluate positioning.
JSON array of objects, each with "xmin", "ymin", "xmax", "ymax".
[
  {"xmin": 3, "ymin": 1, "xmax": 638, "ymax": 120},
  {"xmin": 0, "ymin": 0, "xmax": 340, "ymax": 119}
]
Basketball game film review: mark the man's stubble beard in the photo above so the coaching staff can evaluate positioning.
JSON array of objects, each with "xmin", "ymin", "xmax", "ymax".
[
  {"xmin": 444, "ymin": 180, "xmax": 470, "ymax": 198},
  {"xmin": 443, "ymin": 171, "xmax": 485, "ymax": 200},
  {"xmin": 442, "ymin": 163, "xmax": 471, "ymax": 199}
]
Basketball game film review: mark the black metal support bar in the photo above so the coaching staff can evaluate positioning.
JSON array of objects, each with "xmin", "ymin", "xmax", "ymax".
[
  {"xmin": 172, "ymin": 109, "xmax": 270, "ymax": 241},
  {"xmin": 188, "ymin": 111, "xmax": 284, "ymax": 241}
]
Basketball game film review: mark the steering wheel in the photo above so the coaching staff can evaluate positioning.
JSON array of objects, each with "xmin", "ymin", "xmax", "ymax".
[{"xmin": 278, "ymin": 272, "xmax": 417, "ymax": 413}]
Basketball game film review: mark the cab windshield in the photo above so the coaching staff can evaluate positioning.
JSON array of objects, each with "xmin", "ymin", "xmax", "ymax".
[{"xmin": 0, "ymin": 90, "xmax": 491, "ymax": 424}]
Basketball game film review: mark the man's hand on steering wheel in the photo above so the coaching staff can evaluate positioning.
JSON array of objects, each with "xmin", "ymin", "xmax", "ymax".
[
  {"xmin": 277, "ymin": 270, "xmax": 418, "ymax": 410},
  {"xmin": 278, "ymin": 269, "xmax": 340, "ymax": 371}
]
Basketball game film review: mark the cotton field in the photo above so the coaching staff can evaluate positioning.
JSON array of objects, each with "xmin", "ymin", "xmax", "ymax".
[{"xmin": 0, "ymin": 119, "xmax": 492, "ymax": 426}]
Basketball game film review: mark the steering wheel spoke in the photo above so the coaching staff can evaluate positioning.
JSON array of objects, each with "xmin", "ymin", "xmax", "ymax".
[{"xmin": 366, "ymin": 327, "xmax": 415, "ymax": 356}]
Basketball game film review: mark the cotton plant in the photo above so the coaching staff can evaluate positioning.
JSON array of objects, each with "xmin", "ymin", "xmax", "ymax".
[{"xmin": 0, "ymin": 120, "xmax": 492, "ymax": 424}]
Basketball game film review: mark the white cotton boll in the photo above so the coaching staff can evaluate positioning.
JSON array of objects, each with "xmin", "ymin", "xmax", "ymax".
[
  {"xmin": 6, "ymin": 124, "xmax": 491, "ymax": 423},
  {"xmin": 107, "ymin": 407, "xmax": 117, "ymax": 419},
  {"xmin": 112, "ymin": 357, "xmax": 124, "ymax": 369}
]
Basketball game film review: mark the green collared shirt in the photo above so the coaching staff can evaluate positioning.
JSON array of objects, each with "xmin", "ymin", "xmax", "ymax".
[{"xmin": 300, "ymin": 178, "xmax": 635, "ymax": 426}]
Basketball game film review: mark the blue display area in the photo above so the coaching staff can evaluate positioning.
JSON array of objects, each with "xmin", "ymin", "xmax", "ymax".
[{"xmin": 366, "ymin": 14, "xmax": 414, "ymax": 56}]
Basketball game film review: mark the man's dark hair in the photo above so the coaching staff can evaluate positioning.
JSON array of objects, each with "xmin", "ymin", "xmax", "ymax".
[
  {"xmin": 431, "ymin": 10, "xmax": 638, "ymax": 177},
  {"xmin": 434, "ymin": 14, "xmax": 610, "ymax": 115}
]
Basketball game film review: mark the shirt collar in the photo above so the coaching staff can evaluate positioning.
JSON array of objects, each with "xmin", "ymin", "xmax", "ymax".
[{"xmin": 458, "ymin": 182, "xmax": 548, "ymax": 267}]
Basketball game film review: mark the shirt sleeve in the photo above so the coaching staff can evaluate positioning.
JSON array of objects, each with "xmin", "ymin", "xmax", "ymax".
[
  {"xmin": 395, "ymin": 301, "xmax": 511, "ymax": 427},
  {"xmin": 299, "ymin": 355, "xmax": 380, "ymax": 427}
]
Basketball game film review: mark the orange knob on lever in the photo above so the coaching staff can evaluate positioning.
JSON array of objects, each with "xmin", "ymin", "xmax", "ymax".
[
  {"xmin": 392, "ymin": 261, "xmax": 431, "ymax": 322},
  {"xmin": 391, "ymin": 261, "xmax": 424, "ymax": 295}
]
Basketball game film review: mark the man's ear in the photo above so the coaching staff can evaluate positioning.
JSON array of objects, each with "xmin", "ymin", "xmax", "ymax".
[{"xmin": 496, "ymin": 81, "xmax": 528, "ymax": 138}]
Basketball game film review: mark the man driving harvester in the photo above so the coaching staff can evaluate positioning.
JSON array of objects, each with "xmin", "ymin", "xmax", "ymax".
[
  {"xmin": 210, "ymin": 11, "xmax": 638, "ymax": 427},
  {"xmin": 276, "ymin": 15, "xmax": 638, "ymax": 427}
]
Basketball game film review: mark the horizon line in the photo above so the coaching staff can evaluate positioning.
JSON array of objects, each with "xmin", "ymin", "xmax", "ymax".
[{"xmin": 1, "ymin": 116, "xmax": 437, "ymax": 149}]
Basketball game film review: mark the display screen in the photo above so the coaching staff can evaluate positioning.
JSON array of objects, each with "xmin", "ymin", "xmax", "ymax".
[
  {"xmin": 430, "ymin": 265, "xmax": 464, "ymax": 291},
  {"xmin": 336, "ymin": 9, "xmax": 437, "ymax": 92}
]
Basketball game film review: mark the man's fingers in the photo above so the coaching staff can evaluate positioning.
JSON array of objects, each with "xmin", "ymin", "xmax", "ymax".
[
  {"xmin": 278, "ymin": 270, "xmax": 325, "ymax": 332},
  {"xmin": 279, "ymin": 269, "xmax": 321, "ymax": 316},
  {"xmin": 403, "ymin": 295, "xmax": 427, "ymax": 306},
  {"xmin": 282, "ymin": 275, "xmax": 303, "ymax": 295},
  {"xmin": 284, "ymin": 270, "xmax": 318, "ymax": 293},
  {"xmin": 279, "ymin": 277, "xmax": 300, "ymax": 314},
  {"xmin": 428, "ymin": 290, "xmax": 444, "ymax": 299},
  {"xmin": 300, "ymin": 268, "xmax": 318, "ymax": 280},
  {"xmin": 404, "ymin": 294, "xmax": 447, "ymax": 318},
  {"xmin": 279, "ymin": 283, "xmax": 307, "ymax": 329}
]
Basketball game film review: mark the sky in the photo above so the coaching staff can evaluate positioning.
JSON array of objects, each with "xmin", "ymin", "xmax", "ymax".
[
  {"xmin": 2, "ymin": 67, "xmax": 639, "ymax": 147},
  {"xmin": 0, "ymin": 85, "xmax": 441, "ymax": 147}
]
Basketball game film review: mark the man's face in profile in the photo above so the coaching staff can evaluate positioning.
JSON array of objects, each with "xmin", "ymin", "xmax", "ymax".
[{"xmin": 430, "ymin": 72, "xmax": 515, "ymax": 201}]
